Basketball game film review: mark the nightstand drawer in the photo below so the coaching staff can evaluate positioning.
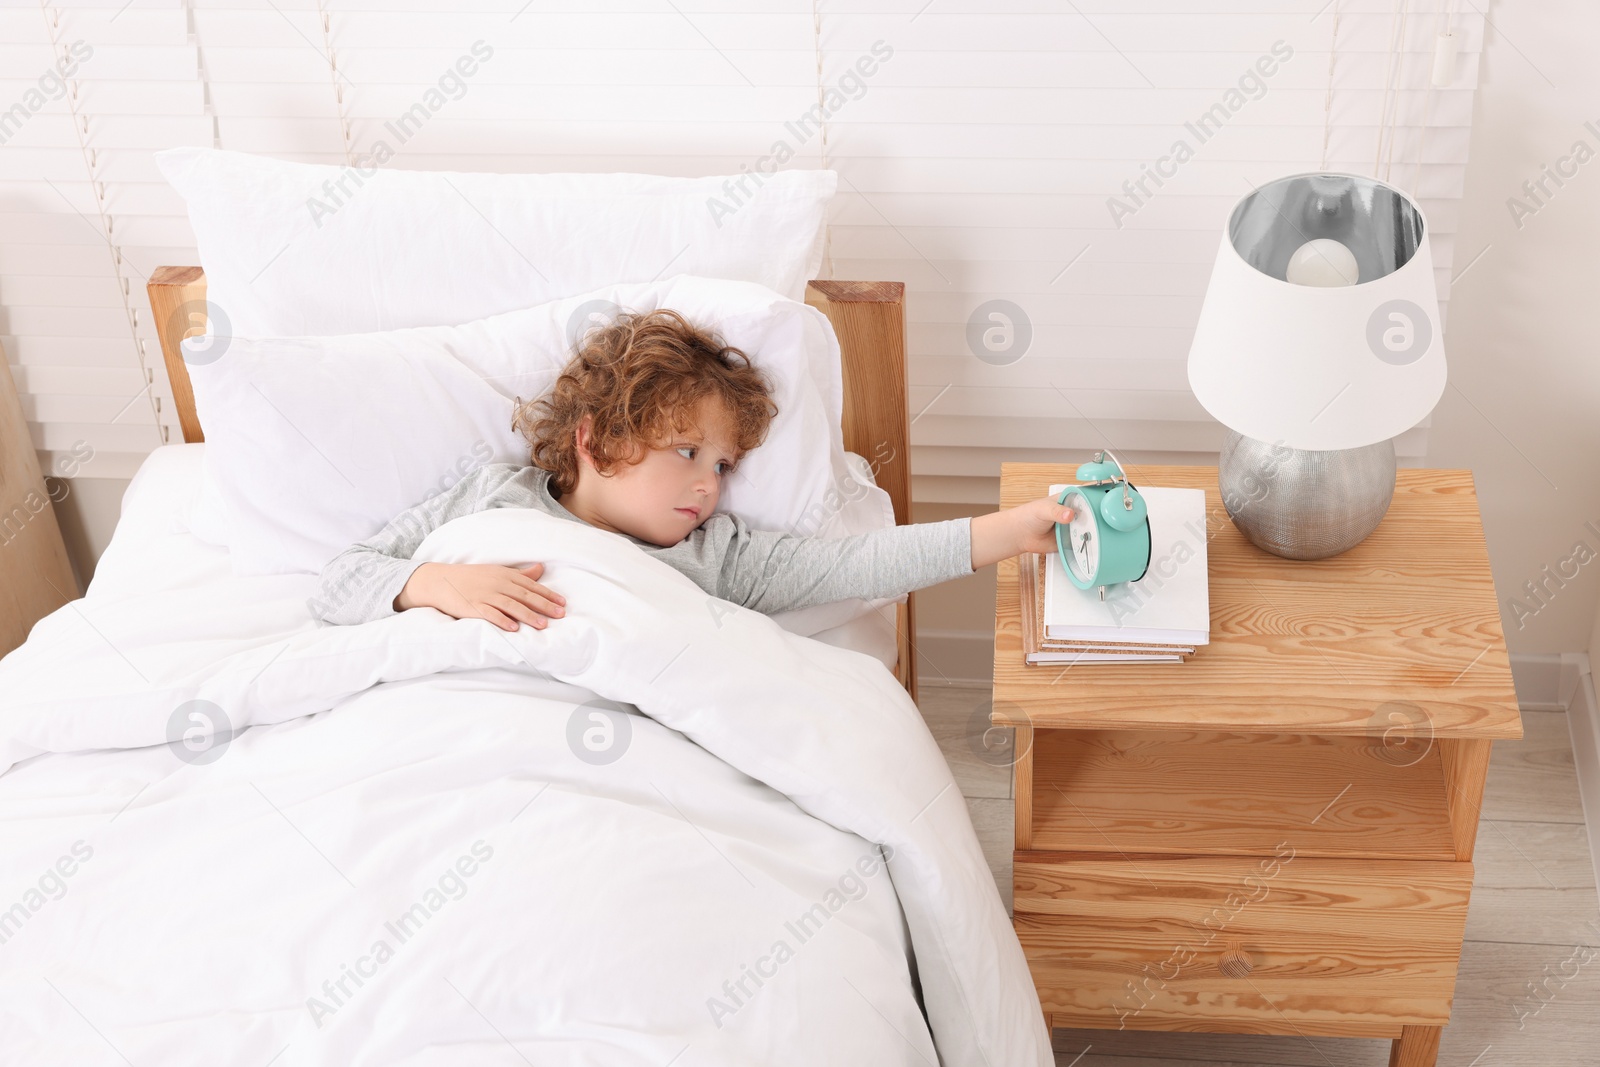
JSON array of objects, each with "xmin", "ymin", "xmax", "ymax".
[{"xmin": 1015, "ymin": 853, "xmax": 1473, "ymax": 1036}]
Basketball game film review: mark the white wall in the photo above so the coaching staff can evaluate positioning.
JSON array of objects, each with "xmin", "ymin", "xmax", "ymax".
[{"xmin": 1428, "ymin": 0, "xmax": 1600, "ymax": 659}]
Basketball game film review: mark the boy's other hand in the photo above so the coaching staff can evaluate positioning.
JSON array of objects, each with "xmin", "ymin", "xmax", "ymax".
[{"xmin": 394, "ymin": 561, "xmax": 567, "ymax": 632}]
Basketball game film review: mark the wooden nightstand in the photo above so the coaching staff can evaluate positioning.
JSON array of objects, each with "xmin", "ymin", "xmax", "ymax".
[{"xmin": 992, "ymin": 463, "xmax": 1522, "ymax": 1067}]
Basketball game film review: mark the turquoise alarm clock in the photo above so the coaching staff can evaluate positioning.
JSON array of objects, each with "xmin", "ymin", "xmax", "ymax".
[{"xmin": 1054, "ymin": 449, "xmax": 1153, "ymax": 600}]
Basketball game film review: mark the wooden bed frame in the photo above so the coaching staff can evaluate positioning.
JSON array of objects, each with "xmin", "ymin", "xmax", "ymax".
[{"xmin": 147, "ymin": 268, "xmax": 919, "ymax": 703}]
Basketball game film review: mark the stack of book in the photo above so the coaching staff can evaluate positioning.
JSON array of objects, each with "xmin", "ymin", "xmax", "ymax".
[{"xmin": 1020, "ymin": 483, "xmax": 1211, "ymax": 665}]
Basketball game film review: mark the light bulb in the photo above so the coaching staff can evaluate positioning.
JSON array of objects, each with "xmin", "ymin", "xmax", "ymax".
[{"xmin": 1285, "ymin": 238, "xmax": 1359, "ymax": 287}]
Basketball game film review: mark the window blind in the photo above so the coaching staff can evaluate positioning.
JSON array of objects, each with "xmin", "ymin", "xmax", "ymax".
[{"xmin": 5, "ymin": 2, "xmax": 1484, "ymax": 505}]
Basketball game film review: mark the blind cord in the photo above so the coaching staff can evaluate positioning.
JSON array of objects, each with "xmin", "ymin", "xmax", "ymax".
[
  {"xmin": 38, "ymin": 0, "xmax": 163, "ymax": 446},
  {"xmin": 1374, "ymin": 0, "xmax": 1408, "ymax": 180},
  {"xmin": 1412, "ymin": 0, "xmax": 1457, "ymax": 196},
  {"xmin": 1383, "ymin": 0, "xmax": 1411, "ymax": 181},
  {"xmin": 1318, "ymin": 0, "xmax": 1342, "ymax": 172},
  {"xmin": 318, "ymin": 0, "xmax": 356, "ymax": 168},
  {"xmin": 810, "ymin": 0, "xmax": 834, "ymax": 278}
]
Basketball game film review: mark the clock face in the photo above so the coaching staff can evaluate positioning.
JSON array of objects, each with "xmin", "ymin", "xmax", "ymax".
[{"xmin": 1059, "ymin": 489, "xmax": 1098, "ymax": 582}]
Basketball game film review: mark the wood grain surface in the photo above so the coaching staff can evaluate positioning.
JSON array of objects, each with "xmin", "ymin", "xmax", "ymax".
[
  {"xmin": 1016, "ymin": 853, "xmax": 1473, "ymax": 1033},
  {"xmin": 993, "ymin": 463, "xmax": 1522, "ymax": 739},
  {"xmin": 1027, "ymin": 728, "xmax": 1458, "ymax": 860},
  {"xmin": 146, "ymin": 265, "xmax": 206, "ymax": 445}
]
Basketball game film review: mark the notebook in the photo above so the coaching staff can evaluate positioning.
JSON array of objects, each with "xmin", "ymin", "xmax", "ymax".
[{"xmin": 1020, "ymin": 551, "xmax": 1193, "ymax": 665}]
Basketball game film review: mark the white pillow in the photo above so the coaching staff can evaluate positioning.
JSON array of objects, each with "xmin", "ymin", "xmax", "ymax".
[
  {"xmin": 154, "ymin": 146, "xmax": 836, "ymax": 337},
  {"xmin": 184, "ymin": 276, "xmax": 894, "ymax": 601}
]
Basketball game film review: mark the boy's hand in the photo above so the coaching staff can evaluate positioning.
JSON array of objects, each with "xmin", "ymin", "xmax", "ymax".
[
  {"xmin": 395, "ymin": 561, "xmax": 567, "ymax": 632},
  {"xmin": 1014, "ymin": 495, "xmax": 1076, "ymax": 555},
  {"xmin": 970, "ymin": 496, "xmax": 1075, "ymax": 570}
]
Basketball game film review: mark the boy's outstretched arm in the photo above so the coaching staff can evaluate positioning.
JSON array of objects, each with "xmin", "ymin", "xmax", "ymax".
[
  {"xmin": 969, "ymin": 495, "xmax": 1076, "ymax": 569},
  {"xmin": 714, "ymin": 495, "xmax": 1075, "ymax": 616}
]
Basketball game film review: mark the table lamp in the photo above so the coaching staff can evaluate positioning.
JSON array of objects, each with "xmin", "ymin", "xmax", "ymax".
[{"xmin": 1187, "ymin": 173, "xmax": 1447, "ymax": 559}]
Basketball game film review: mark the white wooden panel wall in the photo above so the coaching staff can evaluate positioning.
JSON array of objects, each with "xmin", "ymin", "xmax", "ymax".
[{"xmin": 4, "ymin": 1, "xmax": 1484, "ymax": 504}]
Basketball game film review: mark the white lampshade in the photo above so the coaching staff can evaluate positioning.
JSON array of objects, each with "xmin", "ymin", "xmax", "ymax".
[{"xmin": 1187, "ymin": 173, "xmax": 1447, "ymax": 452}]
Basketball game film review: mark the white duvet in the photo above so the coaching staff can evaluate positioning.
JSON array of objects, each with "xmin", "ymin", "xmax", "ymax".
[{"xmin": 0, "ymin": 500, "xmax": 1050, "ymax": 1065}]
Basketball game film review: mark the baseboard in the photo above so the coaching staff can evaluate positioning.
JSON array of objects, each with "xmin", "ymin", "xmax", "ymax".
[
  {"xmin": 1509, "ymin": 650, "xmax": 1573, "ymax": 710},
  {"xmin": 1546, "ymin": 652, "xmax": 1600, "ymax": 897},
  {"xmin": 915, "ymin": 628, "xmax": 992, "ymax": 689}
]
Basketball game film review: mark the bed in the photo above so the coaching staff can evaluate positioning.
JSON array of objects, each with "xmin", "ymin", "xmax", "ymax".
[{"xmin": 0, "ymin": 151, "xmax": 1051, "ymax": 1066}]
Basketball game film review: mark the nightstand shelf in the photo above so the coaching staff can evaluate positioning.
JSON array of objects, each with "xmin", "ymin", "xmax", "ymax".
[
  {"xmin": 1030, "ymin": 728, "xmax": 1459, "ymax": 860},
  {"xmin": 993, "ymin": 463, "xmax": 1521, "ymax": 1067}
]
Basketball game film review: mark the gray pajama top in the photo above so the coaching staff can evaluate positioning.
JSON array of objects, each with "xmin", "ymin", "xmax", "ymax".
[{"xmin": 309, "ymin": 463, "xmax": 974, "ymax": 626}]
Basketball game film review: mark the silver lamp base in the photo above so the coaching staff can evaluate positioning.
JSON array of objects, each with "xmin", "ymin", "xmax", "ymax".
[{"xmin": 1218, "ymin": 432, "xmax": 1397, "ymax": 560}]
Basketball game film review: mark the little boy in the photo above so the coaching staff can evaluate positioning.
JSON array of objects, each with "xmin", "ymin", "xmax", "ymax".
[{"xmin": 310, "ymin": 308, "xmax": 1073, "ymax": 631}]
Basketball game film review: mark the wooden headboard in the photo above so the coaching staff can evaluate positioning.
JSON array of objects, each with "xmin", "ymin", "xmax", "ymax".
[{"xmin": 146, "ymin": 268, "xmax": 919, "ymax": 701}]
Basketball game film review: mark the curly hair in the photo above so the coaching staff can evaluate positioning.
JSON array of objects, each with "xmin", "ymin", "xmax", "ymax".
[{"xmin": 513, "ymin": 307, "xmax": 778, "ymax": 496}]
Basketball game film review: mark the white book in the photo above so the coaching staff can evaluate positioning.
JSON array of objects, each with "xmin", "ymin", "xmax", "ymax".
[{"xmin": 1043, "ymin": 483, "xmax": 1211, "ymax": 646}]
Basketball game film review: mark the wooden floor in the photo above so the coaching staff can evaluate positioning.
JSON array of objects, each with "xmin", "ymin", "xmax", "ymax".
[{"xmin": 916, "ymin": 685, "xmax": 1600, "ymax": 1067}]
